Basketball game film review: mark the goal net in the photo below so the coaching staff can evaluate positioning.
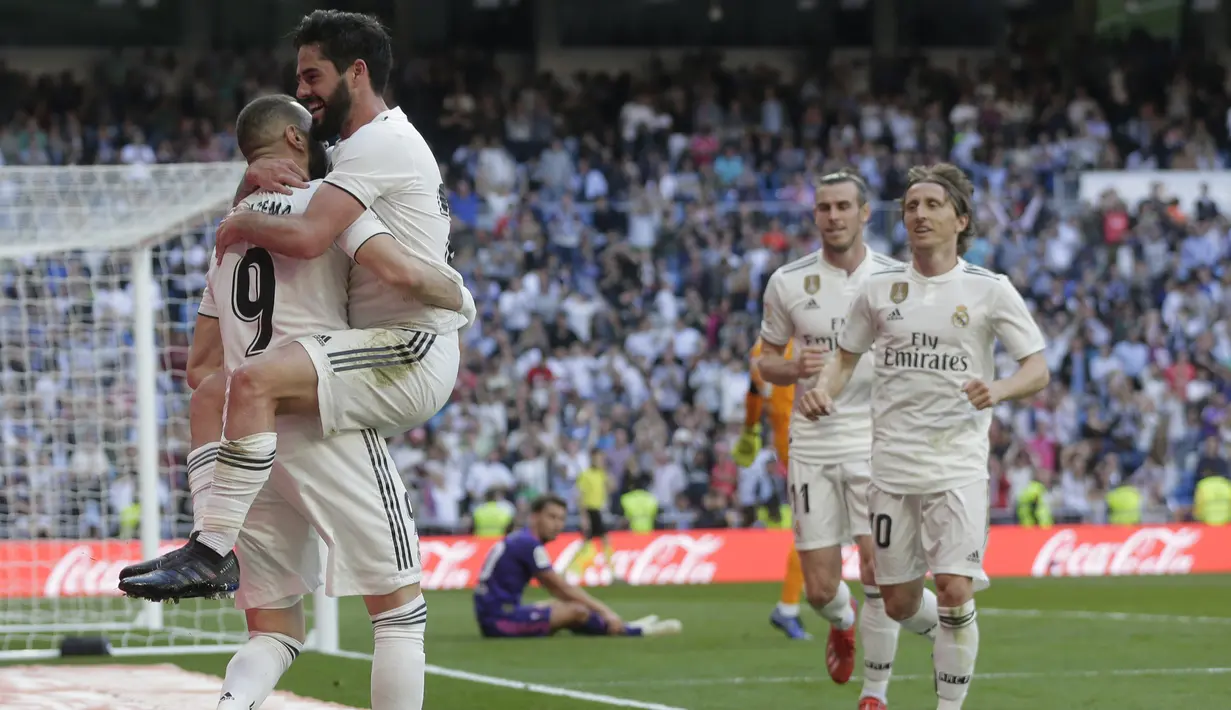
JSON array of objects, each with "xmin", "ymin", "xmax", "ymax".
[{"xmin": 0, "ymin": 162, "xmax": 337, "ymax": 660}]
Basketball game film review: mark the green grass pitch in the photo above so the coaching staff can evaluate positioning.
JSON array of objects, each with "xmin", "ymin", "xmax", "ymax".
[{"xmin": 9, "ymin": 576, "xmax": 1231, "ymax": 709}]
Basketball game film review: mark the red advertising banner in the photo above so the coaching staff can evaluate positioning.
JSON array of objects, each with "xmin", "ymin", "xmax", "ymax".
[{"xmin": 1, "ymin": 524, "xmax": 1226, "ymax": 598}]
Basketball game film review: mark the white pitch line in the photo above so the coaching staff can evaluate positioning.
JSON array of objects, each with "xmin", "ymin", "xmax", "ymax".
[
  {"xmin": 329, "ymin": 649, "xmax": 687, "ymax": 710},
  {"xmin": 980, "ymin": 607, "xmax": 1231, "ymax": 625},
  {"xmin": 561, "ymin": 666, "xmax": 1231, "ymax": 689}
]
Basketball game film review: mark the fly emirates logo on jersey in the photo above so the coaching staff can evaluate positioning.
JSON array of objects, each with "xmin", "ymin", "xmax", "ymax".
[{"xmin": 882, "ymin": 331, "xmax": 971, "ymax": 372}]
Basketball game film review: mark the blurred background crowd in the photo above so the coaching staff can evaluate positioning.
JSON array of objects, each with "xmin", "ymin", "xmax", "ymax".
[{"xmin": 3, "ymin": 0, "xmax": 1231, "ymax": 539}]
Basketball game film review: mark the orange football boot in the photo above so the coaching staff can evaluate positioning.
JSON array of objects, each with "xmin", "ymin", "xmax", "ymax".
[
  {"xmin": 825, "ymin": 598, "xmax": 858, "ymax": 683},
  {"xmin": 857, "ymin": 697, "xmax": 887, "ymax": 710}
]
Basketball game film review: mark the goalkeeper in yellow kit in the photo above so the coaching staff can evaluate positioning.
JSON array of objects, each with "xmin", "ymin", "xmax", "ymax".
[{"xmin": 734, "ymin": 338, "xmax": 810, "ymax": 640}]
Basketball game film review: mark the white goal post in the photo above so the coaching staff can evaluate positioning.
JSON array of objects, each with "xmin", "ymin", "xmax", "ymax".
[{"xmin": 0, "ymin": 162, "xmax": 338, "ymax": 661}]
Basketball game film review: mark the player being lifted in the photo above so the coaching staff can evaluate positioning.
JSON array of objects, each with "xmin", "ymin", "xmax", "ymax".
[
  {"xmin": 473, "ymin": 494, "xmax": 682, "ymax": 639},
  {"xmin": 734, "ymin": 338, "xmax": 809, "ymax": 640},
  {"xmin": 122, "ymin": 95, "xmax": 458, "ymax": 710},
  {"xmin": 800, "ymin": 164, "xmax": 1049, "ymax": 710},
  {"xmin": 123, "ymin": 12, "xmax": 469, "ymax": 604},
  {"xmin": 757, "ymin": 171, "xmax": 934, "ymax": 710}
]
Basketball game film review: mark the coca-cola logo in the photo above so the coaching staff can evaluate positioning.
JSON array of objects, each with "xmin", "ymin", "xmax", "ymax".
[
  {"xmin": 418, "ymin": 540, "xmax": 479, "ymax": 590},
  {"xmin": 1031, "ymin": 527, "xmax": 1200, "ymax": 578},
  {"xmin": 555, "ymin": 534, "xmax": 725, "ymax": 586},
  {"xmin": 43, "ymin": 544, "xmax": 179, "ymax": 598}
]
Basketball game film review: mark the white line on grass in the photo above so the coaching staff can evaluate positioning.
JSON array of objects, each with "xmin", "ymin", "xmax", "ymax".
[
  {"xmin": 561, "ymin": 666, "xmax": 1231, "ymax": 689},
  {"xmin": 980, "ymin": 607, "xmax": 1231, "ymax": 625},
  {"xmin": 329, "ymin": 649, "xmax": 687, "ymax": 710}
]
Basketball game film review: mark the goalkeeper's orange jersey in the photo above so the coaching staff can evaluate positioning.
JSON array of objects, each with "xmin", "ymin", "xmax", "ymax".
[{"xmin": 749, "ymin": 338, "xmax": 794, "ymax": 462}]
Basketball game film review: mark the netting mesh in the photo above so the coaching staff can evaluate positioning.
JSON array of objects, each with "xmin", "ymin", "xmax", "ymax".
[{"xmin": 0, "ymin": 163, "xmax": 287, "ymax": 655}]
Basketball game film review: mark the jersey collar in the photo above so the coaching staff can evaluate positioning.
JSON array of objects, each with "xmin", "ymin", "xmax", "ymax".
[
  {"xmin": 817, "ymin": 246, "xmax": 877, "ymax": 277},
  {"xmin": 376, "ymin": 107, "xmax": 407, "ymax": 123},
  {"xmin": 907, "ymin": 257, "xmax": 965, "ymax": 284}
]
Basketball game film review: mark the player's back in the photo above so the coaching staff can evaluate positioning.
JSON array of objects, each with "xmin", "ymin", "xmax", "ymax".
[
  {"xmin": 473, "ymin": 528, "xmax": 545, "ymax": 610},
  {"xmin": 207, "ymin": 182, "xmax": 350, "ymax": 370},
  {"xmin": 761, "ymin": 249, "xmax": 901, "ymax": 464},
  {"xmin": 324, "ymin": 107, "xmax": 467, "ymax": 335}
]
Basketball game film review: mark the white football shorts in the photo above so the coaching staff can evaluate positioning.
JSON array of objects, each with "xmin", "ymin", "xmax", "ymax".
[
  {"xmin": 866, "ymin": 478, "xmax": 991, "ymax": 592},
  {"xmin": 788, "ymin": 459, "xmax": 872, "ymax": 551},
  {"xmin": 297, "ymin": 327, "xmax": 460, "ymax": 439},
  {"xmin": 233, "ymin": 418, "xmax": 421, "ymax": 610}
]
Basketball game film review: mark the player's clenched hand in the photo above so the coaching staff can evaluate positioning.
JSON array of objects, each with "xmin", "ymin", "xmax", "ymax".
[
  {"xmin": 795, "ymin": 345, "xmax": 829, "ymax": 380},
  {"xmin": 962, "ymin": 379, "xmax": 1000, "ymax": 410},
  {"xmin": 244, "ymin": 156, "xmax": 309, "ymax": 195},
  {"xmin": 797, "ymin": 387, "xmax": 836, "ymax": 420}
]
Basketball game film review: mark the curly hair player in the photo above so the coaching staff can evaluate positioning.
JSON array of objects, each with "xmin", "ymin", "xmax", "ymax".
[{"xmin": 799, "ymin": 163, "xmax": 1049, "ymax": 710}]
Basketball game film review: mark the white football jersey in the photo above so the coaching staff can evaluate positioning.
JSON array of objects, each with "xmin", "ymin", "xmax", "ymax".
[
  {"xmin": 838, "ymin": 259, "xmax": 1046, "ymax": 495},
  {"xmin": 760, "ymin": 248, "xmax": 901, "ymax": 465},
  {"xmin": 324, "ymin": 107, "xmax": 467, "ymax": 334},
  {"xmin": 199, "ymin": 182, "xmax": 388, "ymax": 370}
]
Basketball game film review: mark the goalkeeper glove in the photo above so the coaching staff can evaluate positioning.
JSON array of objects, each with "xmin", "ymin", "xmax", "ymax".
[{"xmin": 732, "ymin": 424, "xmax": 763, "ymax": 467}]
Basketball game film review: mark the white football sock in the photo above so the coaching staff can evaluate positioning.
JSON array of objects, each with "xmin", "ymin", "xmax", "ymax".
[
  {"xmin": 815, "ymin": 580, "xmax": 856, "ymax": 631},
  {"xmin": 186, "ymin": 442, "xmax": 218, "ymax": 533},
  {"xmin": 775, "ymin": 602, "xmax": 800, "ymax": 617},
  {"xmin": 197, "ymin": 432, "xmax": 276, "ymax": 556},
  {"xmin": 898, "ymin": 587, "xmax": 939, "ymax": 640},
  {"xmin": 934, "ymin": 599, "xmax": 978, "ymax": 709},
  {"xmin": 216, "ymin": 631, "xmax": 301, "ymax": 710},
  {"xmin": 371, "ymin": 595, "xmax": 428, "ymax": 710},
  {"xmin": 859, "ymin": 585, "xmax": 900, "ymax": 703}
]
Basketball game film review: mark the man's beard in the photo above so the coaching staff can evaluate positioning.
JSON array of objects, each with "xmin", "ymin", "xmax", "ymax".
[
  {"xmin": 307, "ymin": 140, "xmax": 329, "ymax": 180},
  {"xmin": 310, "ymin": 82, "xmax": 351, "ymax": 142}
]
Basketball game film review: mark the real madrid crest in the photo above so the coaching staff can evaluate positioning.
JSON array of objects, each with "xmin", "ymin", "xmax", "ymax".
[
  {"xmin": 890, "ymin": 282, "xmax": 909, "ymax": 304},
  {"xmin": 951, "ymin": 304, "xmax": 970, "ymax": 328},
  {"xmin": 804, "ymin": 274, "xmax": 820, "ymax": 294}
]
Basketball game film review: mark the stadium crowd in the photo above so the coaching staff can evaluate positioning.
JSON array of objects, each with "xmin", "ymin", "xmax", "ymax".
[{"xmin": 2, "ymin": 39, "xmax": 1231, "ymax": 539}]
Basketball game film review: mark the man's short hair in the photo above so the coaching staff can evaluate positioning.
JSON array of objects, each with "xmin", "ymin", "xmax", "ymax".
[
  {"xmin": 235, "ymin": 94, "xmax": 311, "ymax": 160},
  {"xmin": 292, "ymin": 10, "xmax": 393, "ymax": 94},
  {"xmin": 816, "ymin": 169, "xmax": 871, "ymax": 206},
  {"xmin": 530, "ymin": 494, "xmax": 568, "ymax": 514}
]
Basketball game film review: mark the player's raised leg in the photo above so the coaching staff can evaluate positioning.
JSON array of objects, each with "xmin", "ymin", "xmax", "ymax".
[{"xmin": 119, "ymin": 373, "xmax": 240, "ymax": 595}]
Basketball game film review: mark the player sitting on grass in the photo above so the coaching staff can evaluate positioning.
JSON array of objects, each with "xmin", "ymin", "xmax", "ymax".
[{"xmin": 473, "ymin": 494, "xmax": 682, "ymax": 639}]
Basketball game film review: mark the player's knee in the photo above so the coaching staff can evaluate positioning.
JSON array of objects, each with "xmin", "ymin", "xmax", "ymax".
[
  {"xmin": 933, "ymin": 574, "xmax": 973, "ymax": 607},
  {"xmin": 803, "ymin": 574, "xmax": 839, "ymax": 609},
  {"xmin": 565, "ymin": 603, "xmax": 589, "ymax": 625},
  {"xmin": 244, "ymin": 599, "xmax": 307, "ymax": 643},
  {"xmin": 880, "ymin": 587, "xmax": 922, "ymax": 622},
  {"xmin": 228, "ymin": 361, "xmax": 274, "ymax": 406},
  {"xmin": 190, "ymin": 372, "xmax": 226, "ymax": 418}
]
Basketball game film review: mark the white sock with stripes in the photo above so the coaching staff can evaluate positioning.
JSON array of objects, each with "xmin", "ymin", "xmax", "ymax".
[
  {"xmin": 186, "ymin": 442, "xmax": 218, "ymax": 533},
  {"xmin": 197, "ymin": 432, "xmax": 276, "ymax": 557},
  {"xmin": 935, "ymin": 600, "xmax": 979, "ymax": 709},
  {"xmin": 371, "ymin": 595, "xmax": 428, "ymax": 710},
  {"xmin": 859, "ymin": 585, "xmax": 900, "ymax": 703},
  {"xmin": 217, "ymin": 631, "xmax": 302, "ymax": 709}
]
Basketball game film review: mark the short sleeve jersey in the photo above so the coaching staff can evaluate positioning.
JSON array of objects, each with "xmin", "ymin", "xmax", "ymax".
[
  {"xmin": 324, "ymin": 108, "xmax": 468, "ymax": 334},
  {"xmin": 838, "ymin": 259, "xmax": 1046, "ymax": 494},
  {"xmin": 198, "ymin": 181, "xmax": 388, "ymax": 370},
  {"xmin": 473, "ymin": 528, "xmax": 553, "ymax": 611},
  {"xmin": 759, "ymin": 248, "xmax": 902, "ymax": 465}
]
